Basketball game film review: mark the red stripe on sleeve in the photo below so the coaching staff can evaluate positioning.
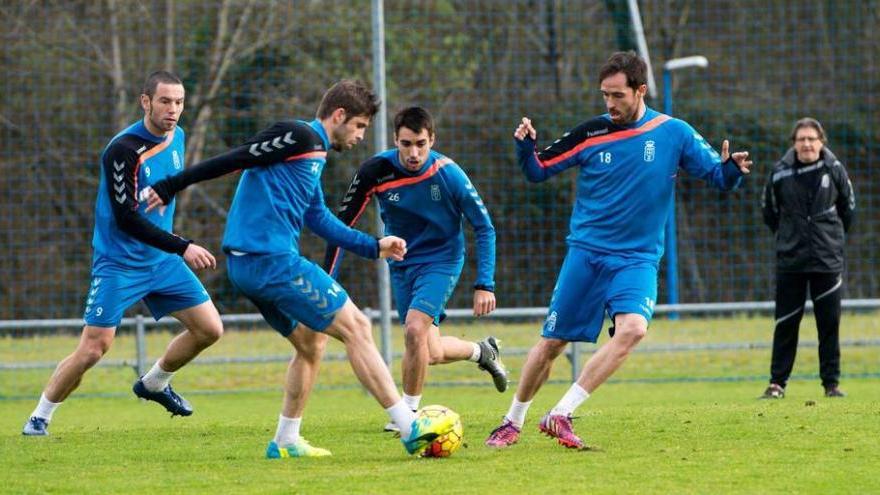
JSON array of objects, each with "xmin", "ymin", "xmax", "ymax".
[{"xmin": 539, "ymin": 115, "xmax": 671, "ymax": 168}]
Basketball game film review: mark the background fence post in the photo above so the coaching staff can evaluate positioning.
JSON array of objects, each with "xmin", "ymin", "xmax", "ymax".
[
  {"xmin": 569, "ymin": 342, "xmax": 580, "ymax": 382},
  {"xmin": 135, "ymin": 314, "xmax": 147, "ymax": 377}
]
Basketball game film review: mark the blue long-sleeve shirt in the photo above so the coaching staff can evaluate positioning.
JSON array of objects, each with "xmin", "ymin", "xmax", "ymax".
[
  {"xmin": 517, "ymin": 107, "xmax": 743, "ymax": 262},
  {"xmin": 149, "ymin": 119, "xmax": 378, "ymax": 259},
  {"xmin": 324, "ymin": 149, "xmax": 496, "ymax": 291},
  {"xmin": 92, "ymin": 120, "xmax": 190, "ymax": 267}
]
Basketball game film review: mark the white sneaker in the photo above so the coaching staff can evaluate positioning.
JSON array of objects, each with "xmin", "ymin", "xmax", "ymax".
[{"xmin": 383, "ymin": 421, "xmax": 400, "ymax": 433}]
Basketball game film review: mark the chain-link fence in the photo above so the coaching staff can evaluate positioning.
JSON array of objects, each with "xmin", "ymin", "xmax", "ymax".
[{"xmin": 1, "ymin": 0, "xmax": 878, "ymax": 322}]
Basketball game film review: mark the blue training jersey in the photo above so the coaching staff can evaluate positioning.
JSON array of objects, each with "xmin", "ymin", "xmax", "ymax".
[
  {"xmin": 517, "ymin": 107, "xmax": 743, "ymax": 262},
  {"xmin": 92, "ymin": 120, "xmax": 189, "ymax": 267},
  {"xmin": 221, "ymin": 119, "xmax": 377, "ymax": 258},
  {"xmin": 324, "ymin": 149, "xmax": 496, "ymax": 291}
]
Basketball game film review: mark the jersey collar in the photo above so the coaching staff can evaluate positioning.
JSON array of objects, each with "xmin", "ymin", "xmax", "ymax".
[{"xmin": 308, "ymin": 119, "xmax": 330, "ymax": 150}]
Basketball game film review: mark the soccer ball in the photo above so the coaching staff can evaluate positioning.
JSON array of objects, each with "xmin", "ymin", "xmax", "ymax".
[{"xmin": 417, "ymin": 404, "xmax": 463, "ymax": 458}]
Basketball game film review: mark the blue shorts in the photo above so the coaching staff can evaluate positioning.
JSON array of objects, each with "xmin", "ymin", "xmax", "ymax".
[
  {"xmin": 83, "ymin": 255, "xmax": 210, "ymax": 327},
  {"xmin": 227, "ymin": 252, "xmax": 348, "ymax": 336},
  {"xmin": 390, "ymin": 260, "xmax": 463, "ymax": 326},
  {"xmin": 542, "ymin": 246, "xmax": 657, "ymax": 343}
]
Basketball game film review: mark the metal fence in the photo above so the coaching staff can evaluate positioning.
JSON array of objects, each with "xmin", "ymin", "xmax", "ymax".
[{"xmin": 4, "ymin": 300, "xmax": 878, "ymax": 388}]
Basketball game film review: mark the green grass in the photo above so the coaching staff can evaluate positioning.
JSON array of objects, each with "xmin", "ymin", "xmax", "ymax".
[
  {"xmin": 1, "ymin": 314, "xmax": 879, "ymax": 493},
  {"xmin": 1, "ymin": 382, "xmax": 879, "ymax": 494}
]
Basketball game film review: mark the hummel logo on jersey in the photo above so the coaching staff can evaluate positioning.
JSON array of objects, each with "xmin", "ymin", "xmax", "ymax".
[
  {"xmin": 378, "ymin": 173, "xmax": 395, "ymax": 183},
  {"xmin": 113, "ymin": 161, "xmax": 126, "ymax": 203},
  {"xmin": 248, "ymin": 131, "xmax": 296, "ymax": 156},
  {"xmin": 587, "ymin": 128, "xmax": 609, "ymax": 138},
  {"xmin": 136, "ymin": 145, "xmax": 147, "ymax": 154},
  {"xmin": 311, "ymin": 162, "xmax": 320, "ymax": 175}
]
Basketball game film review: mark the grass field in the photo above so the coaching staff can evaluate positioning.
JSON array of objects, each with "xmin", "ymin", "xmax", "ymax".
[{"xmin": 1, "ymin": 313, "xmax": 879, "ymax": 493}]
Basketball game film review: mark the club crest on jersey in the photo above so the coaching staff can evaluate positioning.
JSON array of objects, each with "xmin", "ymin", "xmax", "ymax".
[
  {"xmin": 430, "ymin": 184, "xmax": 441, "ymax": 201},
  {"xmin": 644, "ymin": 140, "xmax": 656, "ymax": 162},
  {"xmin": 172, "ymin": 150, "xmax": 182, "ymax": 170}
]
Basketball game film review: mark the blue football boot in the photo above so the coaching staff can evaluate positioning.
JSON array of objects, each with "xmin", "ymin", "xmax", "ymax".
[
  {"xmin": 133, "ymin": 379, "xmax": 193, "ymax": 416},
  {"xmin": 22, "ymin": 416, "xmax": 49, "ymax": 436}
]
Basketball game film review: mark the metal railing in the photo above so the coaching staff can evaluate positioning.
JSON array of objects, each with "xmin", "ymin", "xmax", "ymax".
[{"xmin": 2, "ymin": 300, "xmax": 878, "ymax": 383}]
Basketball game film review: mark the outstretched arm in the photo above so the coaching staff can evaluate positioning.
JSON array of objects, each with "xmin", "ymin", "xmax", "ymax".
[
  {"xmin": 516, "ymin": 117, "xmax": 593, "ymax": 182},
  {"xmin": 305, "ymin": 184, "xmax": 380, "ymax": 260},
  {"xmin": 679, "ymin": 122, "xmax": 751, "ymax": 191},
  {"xmin": 145, "ymin": 121, "xmax": 319, "ymax": 212}
]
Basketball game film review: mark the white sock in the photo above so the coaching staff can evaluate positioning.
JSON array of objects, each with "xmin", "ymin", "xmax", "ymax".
[
  {"xmin": 468, "ymin": 343, "xmax": 481, "ymax": 362},
  {"xmin": 31, "ymin": 393, "xmax": 61, "ymax": 422},
  {"xmin": 141, "ymin": 361, "xmax": 175, "ymax": 392},
  {"xmin": 274, "ymin": 415, "xmax": 302, "ymax": 446},
  {"xmin": 402, "ymin": 393, "xmax": 421, "ymax": 411},
  {"xmin": 505, "ymin": 397, "xmax": 532, "ymax": 428},
  {"xmin": 550, "ymin": 383, "xmax": 590, "ymax": 416},
  {"xmin": 386, "ymin": 400, "xmax": 416, "ymax": 438}
]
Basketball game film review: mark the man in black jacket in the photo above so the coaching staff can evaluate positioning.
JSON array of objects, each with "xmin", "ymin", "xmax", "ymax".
[{"xmin": 760, "ymin": 117, "xmax": 855, "ymax": 398}]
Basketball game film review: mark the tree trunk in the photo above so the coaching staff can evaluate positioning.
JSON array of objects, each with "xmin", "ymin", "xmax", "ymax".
[{"xmin": 108, "ymin": 0, "xmax": 128, "ymax": 131}]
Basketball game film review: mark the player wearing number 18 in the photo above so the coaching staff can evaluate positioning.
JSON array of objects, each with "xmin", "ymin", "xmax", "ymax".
[{"xmin": 485, "ymin": 51, "xmax": 753, "ymax": 450}]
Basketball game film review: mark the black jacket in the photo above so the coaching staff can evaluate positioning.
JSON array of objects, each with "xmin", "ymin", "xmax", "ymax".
[{"xmin": 761, "ymin": 147, "xmax": 855, "ymax": 273}]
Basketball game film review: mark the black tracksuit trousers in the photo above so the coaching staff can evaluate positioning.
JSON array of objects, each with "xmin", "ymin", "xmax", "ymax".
[{"xmin": 770, "ymin": 272, "xmax": 842, "ymax": 388}]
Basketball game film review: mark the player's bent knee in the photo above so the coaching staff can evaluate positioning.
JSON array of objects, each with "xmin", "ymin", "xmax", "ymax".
[
  {"xmin": 614, "ymin": 322, "xmax": 647, "ymax": 346},
  {"xmin": 202, "ymin": 323, "xmax": 224, "ymax": 343},
  {"xmin": 404, "ymin": 323, "xmax": 429, "ymax": 344},
  {"xmin": 78, "ymin": 341, "xmax": 110, "ymax": 367},
  {"xmin": 291, "ymin": 328, "xmax": 329, "ymax": 360}
]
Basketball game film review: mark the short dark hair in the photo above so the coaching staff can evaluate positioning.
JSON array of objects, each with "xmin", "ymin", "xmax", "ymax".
[
  {"xmin": 142, "ymin": 70, "xmax": 183, "ymax": 99},
  {"xmin": 789, "ymin": 117, "xmax": 827, "ymax": 143},
  {"xmin": 316, "ymin": 80, "xmax": 380, "ymax": 121},
  {"xmin": 598, "ymin": 51, "xmax": 647, "ymax": 90},
  {"xmin": 393, "ymin": 106, "xmax": 434, "ymax": 137}
]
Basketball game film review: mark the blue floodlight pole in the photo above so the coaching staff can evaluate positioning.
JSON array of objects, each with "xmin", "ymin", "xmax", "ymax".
[{"xmin": 662, "ymin": 56, "xmax": 708, "ymax": 320}]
